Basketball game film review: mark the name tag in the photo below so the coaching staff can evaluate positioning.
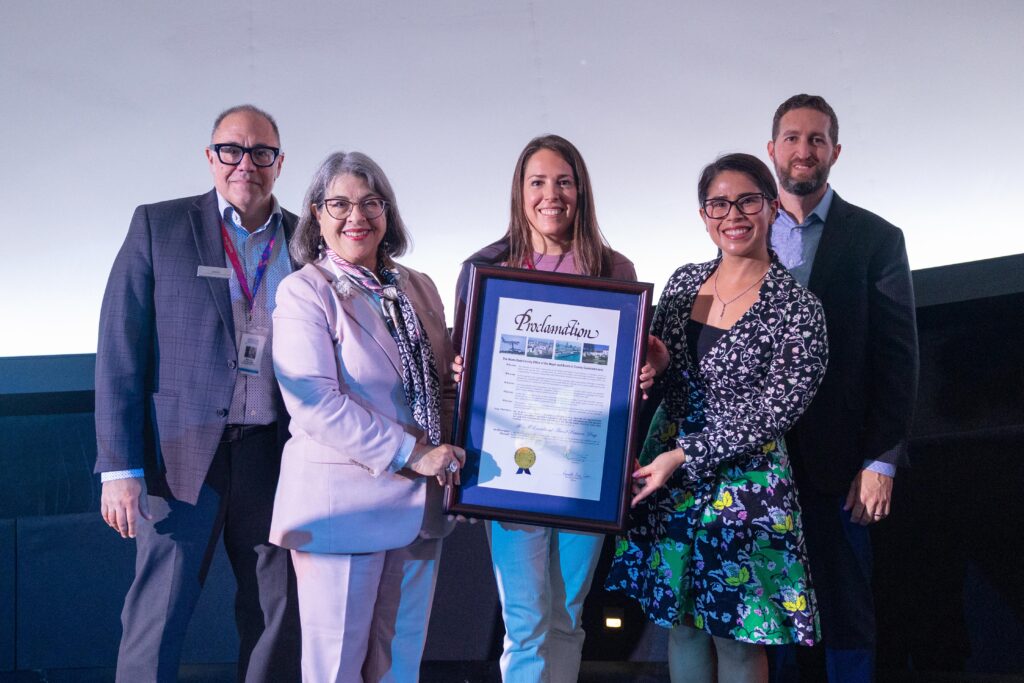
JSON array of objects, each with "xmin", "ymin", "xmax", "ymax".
[
  {"xmin": 197, "ymin": 265, "xmax": 232, "ymax": 279},
  {"xmin": 238, "ymin": 331, "xmax": 268, "ymax": 375}
]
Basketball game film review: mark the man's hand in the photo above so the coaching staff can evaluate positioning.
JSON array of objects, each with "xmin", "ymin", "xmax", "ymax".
[
  {"xmin": 844, "ymin": 469, "xmax": 893, "ymax": 526},
  {"xmin": 101, "ymin": 477, "xmax": 152, "ymax": 539}
]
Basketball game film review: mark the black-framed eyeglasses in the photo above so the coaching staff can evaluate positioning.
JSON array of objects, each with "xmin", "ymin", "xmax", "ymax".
[
  {"xmin": 208, "ymin": 143, "xmax": 281, "ymax": 167},
  {"xmin": 702, "ymin": 193, "xmax": 768, "ymax": 219},
  {"xmin": 320, "ymin": 198, "xmax": 388, "ymax": 221}
]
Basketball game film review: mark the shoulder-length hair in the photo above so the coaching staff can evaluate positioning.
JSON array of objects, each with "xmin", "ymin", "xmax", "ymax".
[
  {"xmin": 291, "ymin": 151, "xmax": 411, "ymax": 266},
  {"xmin": 505, "ymin": 135, "xmax": 613, "ymax": 277}
]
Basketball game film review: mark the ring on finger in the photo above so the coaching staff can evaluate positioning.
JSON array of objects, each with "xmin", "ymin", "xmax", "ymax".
[{"xmin": 447, "ymin": 460, "xmax": 459, "ymax": 473}]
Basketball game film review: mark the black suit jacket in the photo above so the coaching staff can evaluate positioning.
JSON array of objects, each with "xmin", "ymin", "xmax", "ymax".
[{"xmin": 784, "ymin": 192, "xmax": 919, "ymax": 496}]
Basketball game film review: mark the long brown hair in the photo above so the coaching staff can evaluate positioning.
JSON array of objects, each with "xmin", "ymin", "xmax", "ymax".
[{"xmin": 505, "ymin": 135, "xmax": 613, "ymax": 276}]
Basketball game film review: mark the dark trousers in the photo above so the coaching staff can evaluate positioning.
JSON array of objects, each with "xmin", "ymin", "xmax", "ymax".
[
  {"xmin": 770, "ymin": 491, "xmax": 875, "ymax": 683},
  {"xmin": 115, "ymin": 427, "xmax": 300, "ymax": 683}
]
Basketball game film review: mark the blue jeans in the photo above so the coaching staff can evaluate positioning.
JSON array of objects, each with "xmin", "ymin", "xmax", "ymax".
[{"xmin": 486, "ymin": 521, "xmax": 603, "ymax": 683}]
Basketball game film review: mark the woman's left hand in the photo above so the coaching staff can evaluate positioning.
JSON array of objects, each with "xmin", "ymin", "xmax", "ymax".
[
  {"xmin": 630, "ymin": 448, "xmax": 685, "ymax": 507},
  {"xmin": 640, "ymin": 336, "xmax": 670, "ymax": 400},
  {"xmin": 446, "ymin": 513, "xmax": 479, "ymax": 524}
]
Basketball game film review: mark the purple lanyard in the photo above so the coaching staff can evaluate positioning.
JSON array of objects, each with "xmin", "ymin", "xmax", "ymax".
[{"xmin": 221, "ymin": 221, "xmax": 278, "ymax": 312}]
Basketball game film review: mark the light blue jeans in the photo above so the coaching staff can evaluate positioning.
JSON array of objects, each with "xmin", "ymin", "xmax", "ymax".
[{"xmin": 486, "ymin": 521, "xmax": 604, "ymax": 683}]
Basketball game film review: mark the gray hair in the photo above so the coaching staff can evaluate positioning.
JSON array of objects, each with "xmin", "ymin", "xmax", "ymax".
[
  {"xmin": 291, "ymin": 151, "xmax": 411, "ymax": 266},
  {"xmin": 211, "ymin": 104, "xmax": 280, "ymax": 144}
]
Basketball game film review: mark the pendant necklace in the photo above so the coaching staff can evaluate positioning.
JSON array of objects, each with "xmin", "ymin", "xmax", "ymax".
[{"xmin": 712, "ymin": 267, "xmax": 769, "ymax": 321}]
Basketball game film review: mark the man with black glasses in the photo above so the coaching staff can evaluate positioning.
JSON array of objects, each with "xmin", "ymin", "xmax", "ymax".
[
  {"xmin": 766, "ymin": 94, "xmax": 919, "ymax": 683},
  {"xmin": 95, "ymin": 104, "xmax": 300, "ymax": 682}
]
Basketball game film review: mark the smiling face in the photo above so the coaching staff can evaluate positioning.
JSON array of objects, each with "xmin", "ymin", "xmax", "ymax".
[
  {"xmin": 205, "ymin": 110, "xmax": 283, "ymax": 224},
  {"xmin": 521, "ymin": 148, "xmax": 578, "ymax": 252},
  {"xmin": 700, "ymin": 170, "xmax": 777, "ymax": 260},
  {"xmin": 768, "ymin": 107, "xmax": 841, "ymax": 197},
  {"xmin": 315, "ymin": 173, "xmax": 386, "ymax": 270}
]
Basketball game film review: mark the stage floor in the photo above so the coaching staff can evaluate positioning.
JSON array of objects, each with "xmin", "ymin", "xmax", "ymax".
[{"xmin": 0, "ymin": 663, "xmax": 1022, "ymax": 682}]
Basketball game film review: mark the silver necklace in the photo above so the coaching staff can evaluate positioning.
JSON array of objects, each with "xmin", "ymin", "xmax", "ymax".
[{"xmin": 712, "ymin": 267, "xmax": 769, "ymax": 321}]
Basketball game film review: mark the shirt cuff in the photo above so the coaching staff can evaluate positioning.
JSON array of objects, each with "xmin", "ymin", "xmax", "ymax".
[
  {"xmin": 101, "ymin": 469, "xmax": 145, "ymax": 482},
  {"xmin": 862, "ymin": 460, "xmax": 897, "ymax": 478},
  {"xmin": 388, "ymin": 434, "xmax": 418, "ymax": 473}
]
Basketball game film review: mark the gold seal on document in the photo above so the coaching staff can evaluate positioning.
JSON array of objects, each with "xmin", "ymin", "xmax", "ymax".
[{"xmin": 514, "ymin": 447, "xmax": 536, "ymax": 474}]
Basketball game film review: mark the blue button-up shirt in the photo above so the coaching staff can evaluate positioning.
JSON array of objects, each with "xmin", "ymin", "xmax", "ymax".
[
  {"xmin": 771, "ymin": 186, "xmax": 896, "ymax": 479},
  {"xmin": 218, "ymin": 193, "xmax": 292, "ymax": 426},
  {"xmin": 771, "ymin": 187, "xmax": 833, "ymax": 287}
]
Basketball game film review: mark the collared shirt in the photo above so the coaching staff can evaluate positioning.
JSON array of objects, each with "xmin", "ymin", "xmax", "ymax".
[
  {"xmin": 218, "ymin": 193, "xmax": 292, "ymax": 426},
  {"xmin": 101, "ymin": 194, "xmax": 291, "ymax": 483},
  {"xmin": 771, "ymin": 186, "xmax": 896, "ymax": 479},
  {"xmin": 771, "ymin": 186, "xmax": 833, "ymax": 287}
]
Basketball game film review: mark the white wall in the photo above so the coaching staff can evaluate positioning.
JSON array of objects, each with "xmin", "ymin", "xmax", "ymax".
[{"xmin": 2, "ymin": 0, "xmax": 1022, "ymax": 356}]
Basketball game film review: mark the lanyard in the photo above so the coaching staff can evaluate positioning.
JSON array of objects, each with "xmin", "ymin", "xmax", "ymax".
[{"xmin": 221, "ymin": 220, "xmax": 279, "ymax": 312}]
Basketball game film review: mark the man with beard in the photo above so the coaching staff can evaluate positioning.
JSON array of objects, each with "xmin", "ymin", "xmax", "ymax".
[{"xmin": 766, "ymin": 94, "xmax": 919, "ymax": 682}]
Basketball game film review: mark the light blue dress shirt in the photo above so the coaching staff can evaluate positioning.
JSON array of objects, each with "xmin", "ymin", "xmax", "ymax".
[
  {"xmin": 771, "ymin": 187, "xmax": 832, "ymax": 288},
  {"xmin": 218, "ymin": 193, "xmax": 291, "ymax": 426}
]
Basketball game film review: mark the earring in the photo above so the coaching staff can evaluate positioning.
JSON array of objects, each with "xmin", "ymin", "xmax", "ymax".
[{"xmin": 318, "ymin": 235, "xmax": 326, "ymax": 253}]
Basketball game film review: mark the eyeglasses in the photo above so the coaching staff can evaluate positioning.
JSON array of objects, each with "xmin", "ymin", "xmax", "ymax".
[
  {"xmin": 320, "ymin": 198, "xmax": 388, "ymax": 221},
  {"xmin": 702, "ymin": 193, "xmax": 768, "ymax": 219},
  {"xmin": 208, "ymin": 143, "xmax": 281, "ymax": 167}
]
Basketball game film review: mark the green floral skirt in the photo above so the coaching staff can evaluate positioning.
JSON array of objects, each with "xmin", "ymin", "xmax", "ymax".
[{"xmin": 605, "ymin": 405, "xmax": 820, "ymax": 645}]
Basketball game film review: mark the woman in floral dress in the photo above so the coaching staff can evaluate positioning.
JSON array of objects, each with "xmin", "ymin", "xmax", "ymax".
[{"xmin": 605, "ymin": 153, "xmax": 828, "ymax": 682}]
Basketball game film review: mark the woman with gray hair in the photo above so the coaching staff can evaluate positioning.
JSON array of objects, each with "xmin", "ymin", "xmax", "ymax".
[{"xmin": 269, "ymin": 151, "xmax": 464, "ymax": 682}]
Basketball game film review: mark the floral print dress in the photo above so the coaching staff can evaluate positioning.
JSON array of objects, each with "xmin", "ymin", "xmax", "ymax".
[{"xmin": 605, "ymin": 257, "xmax": 828, "ymax": 645}]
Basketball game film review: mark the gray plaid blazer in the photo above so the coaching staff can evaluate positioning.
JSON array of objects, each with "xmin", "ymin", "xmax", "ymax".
[{"xmin": 94, "ymin": 189, "xmax": 297, "ymax": 504}]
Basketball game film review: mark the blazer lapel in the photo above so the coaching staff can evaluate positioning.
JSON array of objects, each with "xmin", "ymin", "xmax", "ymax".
[
  {"xmin": 808, "ymin": 191, "xmax": 856, "ymax": 295},
  {"xmin": 319, "ymin": 260, "xmax": 404, "ymax": 378},
  {"xmin": 190, "ymin": 190, "xmax": 235, "ymax": 341},
  {"xmin": 281, "ymin": 209, "xmax": 301, "ymax": 272}
]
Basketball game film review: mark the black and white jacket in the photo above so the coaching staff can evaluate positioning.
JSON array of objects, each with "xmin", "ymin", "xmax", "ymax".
[{"xmin": 654, "ymin": 257, "xmax": 829, "ymax": 481}]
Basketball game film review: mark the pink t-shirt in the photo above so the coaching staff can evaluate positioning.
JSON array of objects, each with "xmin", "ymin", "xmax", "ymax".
[{"xmin": 529, "ymin": 251, "xmax": 578, "ymax": 274}]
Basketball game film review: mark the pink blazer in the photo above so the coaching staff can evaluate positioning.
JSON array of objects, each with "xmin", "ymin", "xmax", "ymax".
[{"xmin": 269, "ymin": 257, "xmax": 455, "ymax": 554}]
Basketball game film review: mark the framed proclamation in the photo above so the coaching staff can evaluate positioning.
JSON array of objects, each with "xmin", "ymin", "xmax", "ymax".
[{"xmin": 445, "ymin": 264, "xmax": 654, "ymax": 533}]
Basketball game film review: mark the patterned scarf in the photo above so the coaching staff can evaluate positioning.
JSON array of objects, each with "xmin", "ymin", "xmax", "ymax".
[{"xmin": 325, "ymin": 249, "xmax": 442, "ymax": 445}]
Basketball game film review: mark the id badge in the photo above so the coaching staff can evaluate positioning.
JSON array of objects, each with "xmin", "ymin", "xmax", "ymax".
[{"xmin": 238, "ymin": 331, "xmax": 268, "ymax": 375}]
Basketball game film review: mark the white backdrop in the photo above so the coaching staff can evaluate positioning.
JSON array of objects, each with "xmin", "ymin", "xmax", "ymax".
[{"xmin": 2, "ymin": 0, "xmax": 1022, "ymax": 356}]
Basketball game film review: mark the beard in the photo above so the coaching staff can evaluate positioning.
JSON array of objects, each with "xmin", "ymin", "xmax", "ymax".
[{"xmin": 776, "ymin": 160, "xmax": 831, "ymax": 196}]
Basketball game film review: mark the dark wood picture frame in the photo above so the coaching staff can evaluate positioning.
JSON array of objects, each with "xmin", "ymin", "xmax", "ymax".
[{"xmin": 445, "ymin": 264, "xmax": 653, "ymax": 533}]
